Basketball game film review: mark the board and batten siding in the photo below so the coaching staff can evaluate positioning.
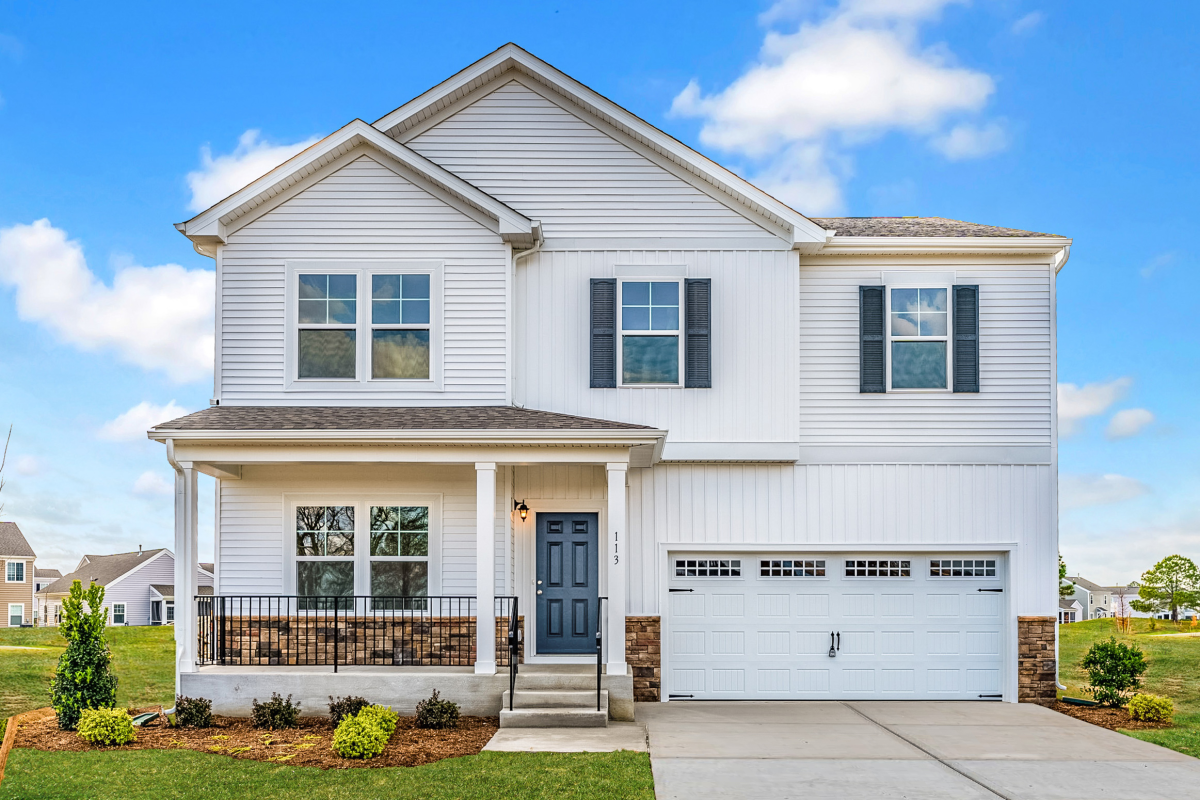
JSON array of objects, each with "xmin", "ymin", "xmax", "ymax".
[
  {"xmin": 216, "ymin": 465, "xmax": 509, "ymax": 598},
  {"xmin": 624, "ymin": 462, "xmax": 1055, "ymax": 619},
  {"xmin": 217, "ymin": 154, "xmax": 509, "ymax": 405},
  {"xmin": 797, "ymin": 259, "xmax": 1053, "ymax": 449},
  {"xmin": 514, "ymin": 249, "xmax": 800, "ymax": 443},
  {"xmin": 406, "ymin": 80, "xmax": 777, "ymax": 244}
]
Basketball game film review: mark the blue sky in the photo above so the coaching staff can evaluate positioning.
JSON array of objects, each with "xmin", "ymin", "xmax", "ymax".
[{"xmin": 0, "ymin": 1, "xmax": 1196, "ymax": 582}]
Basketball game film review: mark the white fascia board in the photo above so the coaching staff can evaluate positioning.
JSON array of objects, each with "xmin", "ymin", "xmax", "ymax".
[
  {"xmin": 815, "ymin": 236, "xmax": 1073, "ymax": 257},
  {"xmin": 177, "ymin": 120, "xmax": 531, "ymax": 245},
  {"xmin": 148, "ymin": 427, "xmax": 666, "ymax": 447},
  {"xmin": 372, "ymin": 44, "xmax": 827, "ymax": 247},
  {"xmin": 101, "ymin": 549, "xmax": 172, "ymax": 592}
]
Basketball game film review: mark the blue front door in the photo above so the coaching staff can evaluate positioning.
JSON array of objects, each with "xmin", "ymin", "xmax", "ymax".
[{"xmin": 535, "ymin": 512, "xmax": 599, "ymax": 654}]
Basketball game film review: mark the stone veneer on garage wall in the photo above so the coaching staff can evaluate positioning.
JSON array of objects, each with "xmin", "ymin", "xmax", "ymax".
[
  {"xmin": 626, "ymin": 616, "xmax": 661, "ymax": 702},
  {"xmin": 1018, "ymin": 616, "xmax": 1058, "ymax": 705}
]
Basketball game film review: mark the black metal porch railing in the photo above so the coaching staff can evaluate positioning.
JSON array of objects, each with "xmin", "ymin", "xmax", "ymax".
[
  {"xmin": 507, "ymin": 596, "xmax": 519, "ymax": 711},
  {"xmin": 196, "ymin": 595, "xmax": 518, "ymax": 672},
  {"xmin": 596, "ymin": 596, "xmax": 608, "ymax": 712}
]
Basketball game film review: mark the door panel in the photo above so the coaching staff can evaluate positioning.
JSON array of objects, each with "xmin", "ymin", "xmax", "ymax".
[{"xmin": 536, "ymin": 512, "xmax": 599, "ymax": 654}]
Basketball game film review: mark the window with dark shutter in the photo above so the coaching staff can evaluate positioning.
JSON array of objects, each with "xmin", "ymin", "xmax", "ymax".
[
  {"xmin": 684, "ymin": 278, "xmax": 711, "ymax": 388},
  {"xmin": 952, "ymin": 284, "xmax": 979, "ymax": 393},
  {"xmin": 859, "ymin": 286, "xmax": 885, "ymax": 393},
  {"xmin": 590, "ymin": 278, "xmax": 617, "ymax": 388}
]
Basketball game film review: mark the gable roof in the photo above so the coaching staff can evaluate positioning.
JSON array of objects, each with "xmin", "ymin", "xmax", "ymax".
[
  {"xmin": 1059, "ymin": 598, "xmax": 1083, "ymax": 611},
  {"xmin": 37, "ymin": 549, "xmax": 169, "ymax": 596},
  {"xmin": 1067, "ymin": 576, "xmax": 1105, "ymax": 593},
  {"xmin": 176, "ymin": 119, "xmax": 535, "ymax": 254},
  {"xmin": 35, "ymin": 568, "xmax": 62, "ymax": 579},
  {"xmin": 0, "ymin": 522, "xmax": 36, "ymax": 558},
  {"xmin": 814, "ymin": 217, "xmax": 1063, "ymax": 238},
  {"xmin": 373, "ymin": 43, "xmax": 830, "ymax": 250}
]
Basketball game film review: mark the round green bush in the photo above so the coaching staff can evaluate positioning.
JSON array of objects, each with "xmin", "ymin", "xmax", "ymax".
[
  {"xmin": 415, "ymin": 689, "xmax": 459, "ymax": 730},
  {"xmin": 77, "ymin": 708, "xmax": 135, "ymax": 746},
  {"xmin": 1081, "ymin": 637, "xmax": 1147, "ymax": 707},
  {"xmin": 356, "ymin": 705, "xmax": 399, "ymax": 737},
  {"xmin": 332, "ymin": 713, "xmax": 389, "ymax": 759},
  {"xmin": 1128, "ymin": 693, "xmax": 1174, "ymax": 723}
]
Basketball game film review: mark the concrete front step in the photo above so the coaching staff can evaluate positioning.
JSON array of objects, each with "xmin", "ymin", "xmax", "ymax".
[
  {"xmin": 501, "ymin": 689, "xmax": 608, "ymax": 709},
  {"xmin": 499, "ymin": 707, "xmax": 609, "ymax": 728},
  {"xmin": 512, "ymin": 673, "xmax": 605, "ymax": 692}
]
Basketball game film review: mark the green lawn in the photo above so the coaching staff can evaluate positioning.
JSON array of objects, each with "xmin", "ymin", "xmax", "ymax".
[
  {"xmin": 0, "ymin": 625, "xmax": 175, "ymax": 719},
  {"xmin": 0, "ymin": 749, "xmax": 654, "ymax": 800},
  {"xmin": 1059, "ymin": 617, "xmax": 1200, "ymax": 757}
]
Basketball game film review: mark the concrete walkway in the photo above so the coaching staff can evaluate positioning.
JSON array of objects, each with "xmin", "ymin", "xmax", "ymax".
[
  {"xmin": 641, "ymin": 701, "xmax": 1200, "ymax": 800},
  {"xmin": 483, "ymin": 721, "xmax": 648, "ymax": 753}
]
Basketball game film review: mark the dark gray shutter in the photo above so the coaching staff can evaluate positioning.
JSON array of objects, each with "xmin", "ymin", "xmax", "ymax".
[
  {"xmin": 590, "ymin": 278, "xmax": 617, "ymax": 388},
  {"xmin": 859, "ymin": 286, "xmax": 885, "ymax": 393},
  {"xmin": 953, "ymin": 284, "xmax": 980, "ymax": 393},
  {"xmin": 684, "ymin": 278, "xmax": 711, "ymax": 388}
]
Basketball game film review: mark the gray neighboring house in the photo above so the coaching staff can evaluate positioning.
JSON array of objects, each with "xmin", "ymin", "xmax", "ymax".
[
  {"xmin": 37, "ymin": 548, "xmax": 214, "ymax": 626},
  {"xmin": 1065, "ymin": 576, "xmax": 1180, "ymax": 620},
  {"xmin": 33, "ymin": 568, "xmax": 61, "ymax": 624}
]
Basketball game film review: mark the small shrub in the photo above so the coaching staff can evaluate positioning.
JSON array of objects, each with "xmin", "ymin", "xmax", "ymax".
[
  {"xmin": 415, "ymin": 689, "xmax": 459, "ymax": 730},
  {"xmin": 357, "ymin": 704, "xmax": 399, "ymax": 737},
  {"xmin": 1081, "ymin": 637, "xmax": 1148, "ymax": 706},
  {"xmin": 251, "ymin": 693, "xmax": 300, "ymax": 730},
  {"xmin": 174, "ymin": 695, "xmax": 213, "ymax": 728},
  {"xmin": 51, "ymin": 581, "xmax": 119, "ymax": 730},
  {"xmin": 1128, "ymin": 693, "xmax": 1174, "ymax": 723},
  {"xmin": 77, "ymin": 708, "xmax": 135, "ymax": 746},
  {"xmin": 328, "ymin": 695, "xmax": 370, "ymax": 726},
  {"xmin": 331, "ymin": 714, "xmax": 388, "ymax": 759}
]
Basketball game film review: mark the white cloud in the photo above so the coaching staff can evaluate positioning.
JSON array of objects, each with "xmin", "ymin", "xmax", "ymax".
[
  {"xmin": 1011, "ymin": 11, "xmax": 1044, "ymax": 35},
  {"xmin": 1062, "ymin": 517, "xmax": 1200, "ymax": 586},
  {"xmin": 931, "ymin": 121, "xmax": 1009, "ymax": 160},
  {"xmin": 1106, "ymin": 408, "xmax": 1155, "ymax": 440},
  {"xmin": 98, "ymin": 401, "xmax": 190, "ymax": 442},
  {"xmin": 187, "ymin": 129, "xmax": 320, "ymax": 213},
  {"xmin": 0, "ymin": 220, "xmax": 214, "ymax": 382},
  {"xmin": 1140, "ymin": 250, "xmax": 1177, "ymax": 279},
  {"xmin": 1060, "ymin": 473, "xmax": 1149, "ymax": 511},
  {"xmin": 133, "ymin": 471, "xmax": 175, "ymax": 497},
  {"xmin": 670, "ymin": 1, "xmax": 999, "ymax": 213},
  {"xmin": 15, "ymin": 455, "xmax": 40, "ymax": 476},
  {"xmin": 1057, "ymin": 377, "xmax": 1131, "ymax": 437}
]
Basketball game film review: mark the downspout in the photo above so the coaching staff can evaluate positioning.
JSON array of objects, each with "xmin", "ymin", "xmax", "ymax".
[
  {"xmin": 513, "ymin": 220, "xmax": 543, "ymax": 266},
  {"xmin": 510, "ymin": 221, "xmax": 542, "ymax": 409}
]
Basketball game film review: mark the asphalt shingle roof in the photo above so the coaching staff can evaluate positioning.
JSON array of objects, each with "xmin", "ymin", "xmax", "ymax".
[
  {"xmin": 38, "ymin": 549, "xmax": 168, "ymax": 596},
  {"xmin": 34, "ymin": 568, "xmax": 62, "ymax": 578},
  {"xmin": 0, "ymin": 522, "xmax": 36, "ymax": 558},
  {"xmin": 154, "ymin": 406, "xmax": 654, "ymax": 432},
  {"xmin": 813, "ymin": 217, "xmax": 1062, "ymax": 238},
  {"xmin": 151, "ymin": 584, "xmax": 213, "ymax": 598}
]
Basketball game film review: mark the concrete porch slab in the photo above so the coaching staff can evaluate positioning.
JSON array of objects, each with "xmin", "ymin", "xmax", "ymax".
[{"xmin": 483, "ymin": 722, "xmax": 648, "ymax": 753}]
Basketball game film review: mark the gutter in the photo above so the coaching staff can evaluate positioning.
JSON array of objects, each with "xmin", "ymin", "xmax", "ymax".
[{"xmin": 513, "ymin": 220, "xmax": 544, "ymax": 264}]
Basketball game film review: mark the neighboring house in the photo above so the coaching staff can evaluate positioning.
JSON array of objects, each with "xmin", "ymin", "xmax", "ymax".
[
  {"xmin": 1058, "ymin": 598, "xmax": 1083, "ymax": 624},
  {"xmin": 1069, "ymin": 576, "xmax": 1193, "ymax": 621},
  {"xmin": 150, "ymin": 44, "xmax": 1071, "ymax": 715},
  {"xmin": 0, "ymin": 522, "xmax": 37, "ymax": 627},
  {"xmin": 37, "ymin": 548, "xmax": 214, "ymax": 626},
  {"xmin": 33, "ymin": 568, "xmax": 62, "ymax": 624}
]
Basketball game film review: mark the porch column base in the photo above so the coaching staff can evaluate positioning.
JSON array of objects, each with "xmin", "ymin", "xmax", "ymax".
[
  {"xmin": 606, "ymin": 661, "xmax": 628, "ymax": 676},
  {"xmin": 474, "ymin": 661, "xmax": 497, "ymax": 675}
]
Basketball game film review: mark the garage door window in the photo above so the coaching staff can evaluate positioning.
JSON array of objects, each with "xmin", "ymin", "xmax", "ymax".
[
  {"xmin": 675, "ymin": 559, "xmax": 740, "ymax": 577},
  {"xmin": 845, "ymin": 559, "xmax": 910, "ymax": 577},
  {"xmin": 929, "ymin": 558, "xmax": 996, "ymax": 577},
  {"xmin": 760, "ymin": 559, "xmax": 825, "ymax": 577}
]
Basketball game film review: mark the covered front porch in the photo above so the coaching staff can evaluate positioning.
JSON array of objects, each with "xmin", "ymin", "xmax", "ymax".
[{"xmin": 151, "ymin": 406, "xmax": 663, "ymax": 721}]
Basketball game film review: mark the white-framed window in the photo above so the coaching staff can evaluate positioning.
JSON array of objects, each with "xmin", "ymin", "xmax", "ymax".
[
  {"xmin": 8, "ymin": 603, "xmax": 23, "ymax": 627},
  {"xmin": 760, "ymin": 559, "xmax": 826, "ymax": 577},
  {"xmin": 285, "ymin": 261, "xmax": 443, "ymax": 391},
  {"xmin": 5, "ymin": 560, "xmax": 24, "ymax": 582},
  {"xmin": 619, "ymin": 279, "xmax": 682, "ymax": 386},
  {"xmin": 674, "ymin": 559, "xmax": 740, "ymax": 577},
  {"xmin": 929, "ymin": 558, "xmax": 997, "ymax": 578},
  {"xmin": 166, "ymin": 602, "xmax": 175, "ymax": 623},
  {"xmin": 1058, "ymin": 610, "xmax": 1076, "ymax": 624},
  {"xmin": 286, "ymin": 495, "xmax": 441, "ymax": 606},
  {"xmin": 887, "ymin": 286, "xmax": 950, "ymax": 391},
  {"xmin": 111, "ymin": 603, "xmax": 126, "ymax": 625},
  {"xmin": 845, "ymin": 559, "xmax": 911, "ymax": 578}
]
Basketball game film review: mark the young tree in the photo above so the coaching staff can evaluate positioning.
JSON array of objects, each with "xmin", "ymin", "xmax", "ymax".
[
  {"xmin": 1059, "ymin": 554, "xmax": 1076, "ymax": 598},
  {"xmin": 50, "ymin": 580, "xmax": 119, "ymax": 729},
  {"xmin": 1112, "ymin": 585, "xmax": 1132, "ymax": 633},
  {"xmin": 1131, "ymin": 555, "xmax": 1200, "ymax": 623}
]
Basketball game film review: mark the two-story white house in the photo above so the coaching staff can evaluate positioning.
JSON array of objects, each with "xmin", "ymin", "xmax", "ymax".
[{"xmin": 151, "ymin": 44, "xmax": 1069, "ymax": 721}]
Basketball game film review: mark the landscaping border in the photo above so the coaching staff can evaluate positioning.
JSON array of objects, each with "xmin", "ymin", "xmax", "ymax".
[{"xmin": 0, "ymin": 707, "xmax": 55, "ymax": 789}]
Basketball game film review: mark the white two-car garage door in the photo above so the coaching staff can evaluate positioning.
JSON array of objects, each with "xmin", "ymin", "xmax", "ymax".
[{"xmin": 666, "ymin": 553, "xmax": 1006, "ymax": 700}]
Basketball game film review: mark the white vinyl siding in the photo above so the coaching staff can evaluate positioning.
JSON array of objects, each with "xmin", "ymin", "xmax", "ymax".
[
  {"xmin": 102, "ymin": 553, "xmax": 209, "ymax": 627},
  {"xmin": 406, "ymin": 80, "xmax": 776, "ymax": 244},
  {"xmin": 218, "ymin": 154, "xmax": 508, "ymax": 404},
  {"xmin": 798, "ymin": 261, "xmax": 1052, "ymax": 448},
  {"xmin": 514, "ymin": 249, "xmax": 799, "ymax": 443}
]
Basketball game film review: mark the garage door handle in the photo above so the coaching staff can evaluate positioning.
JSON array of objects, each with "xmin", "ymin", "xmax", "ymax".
[
  {"xmin": 977, "ymin": 588, "xmax": 1004, "ymax": 593},
  {"xmin": 828, "ymin": 632, "xmax": 837, "ymax": 658},
  {"xmin": 669, "ymin": 588, "xmax": 694, "ymax": 593}
]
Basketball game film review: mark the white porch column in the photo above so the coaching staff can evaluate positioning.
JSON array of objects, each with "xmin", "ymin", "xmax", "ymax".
[
  {"xmin": 173, "ymin": 462, "xmax": 199, "ymax": 690},
  {"xmin": 606, "ymin": 463, "xmax": 628, "ymax": 676},
  {"xmin": 475, "ymin": 462, "xmax": 497, "ymax": 675}
]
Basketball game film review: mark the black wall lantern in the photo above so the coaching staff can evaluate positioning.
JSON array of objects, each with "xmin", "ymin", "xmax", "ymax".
[{"xmin": 514, "ymin": 500, "xmax": 530, "ymax": 521}]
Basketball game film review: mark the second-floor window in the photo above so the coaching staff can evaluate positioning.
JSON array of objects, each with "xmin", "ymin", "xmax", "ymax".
[
  {"xmin": 298, "ymin": 274, "xmax": 358, "ymax": 379},
  {"xmin": 371, "ymin": 275, "xmax": 430, "ymax": 380},
  {"xmin": 5, "ymin": 561, "xmax": 23, "ymax": 582},
  {"xmin": 888, "ymin": 287, "xmax": 949, "ymax": 390},
  {"xmin": 620, "ymin": 280, "xmax": 681, "ymax": 385}
]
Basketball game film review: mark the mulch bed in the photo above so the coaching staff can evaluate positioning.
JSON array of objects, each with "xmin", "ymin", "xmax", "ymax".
[
  {"xmin": 14, "ymin": 709, "xmax": 499, "ymax": 769},
  {"xmin": 1053, "ymin": 701, "xmax": 1172, "ymax": 732}
]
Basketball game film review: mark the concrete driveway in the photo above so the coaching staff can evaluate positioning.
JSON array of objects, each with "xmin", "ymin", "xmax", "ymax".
[{"xmin": 640, "ymin": 701, "xmax": 1200, "ymax": 800}]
